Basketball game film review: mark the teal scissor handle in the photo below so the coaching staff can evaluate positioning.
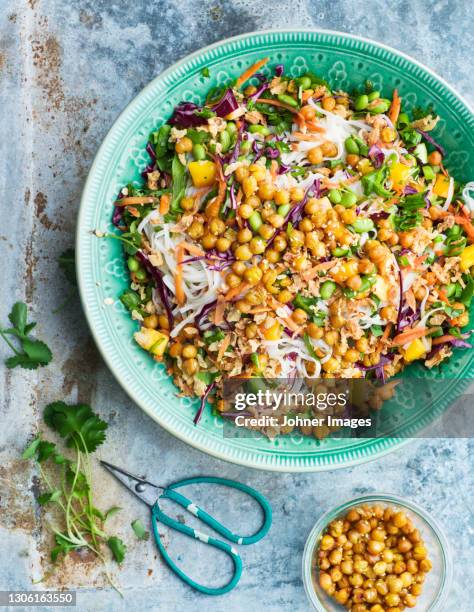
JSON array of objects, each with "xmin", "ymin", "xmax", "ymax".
[{"xmin": 151, "ymin": 476, "xmax": 272, "ymax": 595}]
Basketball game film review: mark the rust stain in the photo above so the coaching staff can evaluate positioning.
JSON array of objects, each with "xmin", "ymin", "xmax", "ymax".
[
  {"xmin": 0, "ymin": 460, "xmax": 36, "ymax": 532},
  {"xmin": 24, "ymin": 189, "xmax": 37, "ymax": 302},
  {"xmin": 28, "ymin": 0, "xmax": 39, "ymax": 9},
  {"xmin": 34, "ymin": 191, "xmax": 60, "ymax": 231},
  {"xmin": 31, "ymin": 35, "xmax": 64, "ymax": 112}
]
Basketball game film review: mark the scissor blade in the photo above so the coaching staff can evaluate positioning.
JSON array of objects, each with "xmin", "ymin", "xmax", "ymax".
[{"xmin": 100, "ymin": 460, "xmax": 162, "ymax": 507}]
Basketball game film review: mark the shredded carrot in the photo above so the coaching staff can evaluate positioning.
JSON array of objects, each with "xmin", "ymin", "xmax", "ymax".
[
  {"xmin": 305, "ymin": 120, "xmax": 326, "ymax": 133},
  {"xmin": 114, "ymin": 196, "xmax": 157, "ymax": 206},
  {"xmin": 391, "ymin": 327, "xmax": 428, "ymax": 346},
  {"xmin": 301, "ymin": 90, "xmax": 313, "ymax": 103},
  {"xmin": 439, "ymin": 162, "xmax": 448, "ymax": 177},
  {"xmin": 432, "ymin": 335, "xmax": 455, "ymax": 346},
  {"xmin": 249, "ymin": 307, "xmax": 272, "ymax": 314},
  {"xmin": 438, "ymin": 290, "xmax": 450, "ymax": 306},
  {"xmin": 175, "ymin": 246, "xmax": 185, "ymax": 306},
  {"xmin": 217, "ymin": 335, "xmax": 231, "ymax": 361},
  {"xmin": 159, "ymin": 193, "xmax": 170, "ymax": 215},
  {"xmin": 224, "ymin": 281, "xmax": 251, "ymax": 301},
  {"xmin": 292, "ymin": 131, "xmax": 321, "ymax": 141},
  {"xmin": 454, "ymin": 215, "xmax": 474, "ymax": 242},
  {"xmin": 178, "ymin": 241, "xmax": 205, "ymax": 257},
  {"xmin": 270, "ymin": 159, "xmax": 278, "ymax": 178},
  {"xmin": 382, "ymin": 323, "xmax": 393, "ymax": 342},
  {"xmin": 388, "ymin": 89, "xmax": 401, "ymax": 124},
  {"xmin": 301, "ymin": 260, "xmax": 337, "ymax": 281},
  {"xmin": 254, "ymin": 98, "xmax": 300, "ymax": 114},
  {"xmin": 126, "ymin": 206, "xmax": 141, "ymax": 218},
  {"xmin": 235, "ymin": 57, "xmax": 269, "ymax": 88},
  {"xmin": 214, "ymin": 296, "xmax": 226, "ymax": 325}
]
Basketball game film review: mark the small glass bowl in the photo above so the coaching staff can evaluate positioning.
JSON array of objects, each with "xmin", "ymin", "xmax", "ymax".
[{"xmin": 302, "ymin": 493, "xmax": 452, "ymax": 611}]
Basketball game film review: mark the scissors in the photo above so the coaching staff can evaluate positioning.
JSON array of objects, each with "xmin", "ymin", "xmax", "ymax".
[{"xmin": 101, "ymin": 460, "xmax": 272, "ymax": 595}]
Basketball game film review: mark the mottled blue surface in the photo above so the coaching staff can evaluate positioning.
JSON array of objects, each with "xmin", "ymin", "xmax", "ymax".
[{"xmin": 0, "ymin": 1, "xmax": 473, "ymax": 610}]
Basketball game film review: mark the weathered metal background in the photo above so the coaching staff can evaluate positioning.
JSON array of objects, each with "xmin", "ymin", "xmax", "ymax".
[{"xmin": 1, "ymin": 1, "xmax": 473, "ymax": 610}]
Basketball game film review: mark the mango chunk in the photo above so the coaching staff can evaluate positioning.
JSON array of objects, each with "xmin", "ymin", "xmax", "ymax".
[
  {"xmin": 188, "ymin": 160, "xmax": 217, "ymax": 187},
  {"xmin": 389, "ymin": 162, "xmax": 411, "ymax": 189},
  {"xmin": 432, "ymin": 174, "xmax": 451, "ymax": 198},
  {"xmin": 262, "ymin": 320, "xmax": 282, "ymax": 341},
  {"xmin": 134, "ymin": 328, "xmax": 169, "ymax": 356},
  {"xmin": 460, "ymin": 244, "xmax": 474, "ymax": 272},
  {"xmin": 403, "ymin": 338, "xmax": 426, "ymax": 362}
]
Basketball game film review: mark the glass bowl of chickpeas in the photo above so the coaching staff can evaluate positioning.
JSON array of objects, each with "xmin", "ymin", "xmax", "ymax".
[{"xmin": 302, "ymin": 494, "xmax": 452, "ymax": 612}]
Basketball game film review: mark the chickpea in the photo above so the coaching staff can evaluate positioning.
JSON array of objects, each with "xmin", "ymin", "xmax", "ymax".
[
  {"xmin": 269, "ymin": 213, "xmax": 285, "ymax": 228},
  {"xmin": 188, "ymin": 220, "xmax": 205, "ymax": 239},
  {"xmin": 323, "ymin": 357, "xmax": 339, "ymax": 373},
  {"xmin": 143, "ymin": 314, "xmax": 159, "ymax": 329},
  {"xmin": 258, "ymin": 224, "xmax": 275, "ymax": 240},
  {"xmin": 243, "ymin": 266, "xmax": 263, "ymax": 285},
  {"xmin": 231, "ymin": 261, "xmax": 246, "ymax": 276},
  {"xmin": 235, "ymin": 165, "xmax": 249, "ymax": 182},
  {"xmin": 249, "ymin": 163, "xmax": 266, "ymax": 182},
  {"xmin": 290, "ymin": 186, "xmax": 305, "ymax": 201},
  {"xmin": 236, "ymin": 299, "xmax": 251, "ymax": 313},
  {"xmin": 381, "ymin": 127, "xmax": 396, "ymax": 143},
  {"xmin": 273, "ymin": 234, "xmax": 288, "ymax": 252},
  {"xmin": 250, "ymin": 236, "xmax": 266, "ymax": 254},
  {"xmin": 278, "ymin": 289, "xmax": 293, "ymax": 304},
  {"xmin": 307, "ymin": 146, "xmax": 324, "ymax": 165},
  {"xmin": 183, "ymin": 358, "xmax": 198, "ymax": 375},
  {"xmin": 235, "ymin": 244, "xmax": 252, "ymax": 261},
  {"xmin": 182, "ymin": 344, "xmax": 197, "ymax": 359},
  {"xmin": 367, "ymin": 540, "xmax": 385, "ymax": 555},
  {"xmin": 299, "ymin": 217, "xmax": 313, "ymax": 232},
  {"xmin": 347, "ymin": 153, "xmax": 360, "ymax": 167},
  {"xmin": 175, "ymin": 136, "xmax": 193, "ymax": 153},
  {"xmin": 380, "ymin": 306, "xmax": 397, "ymax": 322},
  {"xmin": 238, "ymin": 203, "xmax": 253, "ymax": 220},
  {"xmin": 412, "ymin": 544, "xmax": 427, "ymax": 561},
  {"xmin": 245, "ymin": 322, "xmax": 257, "ymax": 339},
  {"xmin": 307, "ymin": 322, "xmax": 323, "ymax": 339},
  {"xmin": 201, "ymin": 233, "xmax": 217, "ymax": 250},
  {"xmin": 158, "ymin": 314, "xmax": 170, "ymax": 330},
  {"xmin": 169, "ymin": 342, "xmax": 183, "ymax": 358},
  {"xmin": 322, "ymin": 96, "xmax": 336, "ymax": 111},
  {"xmin": 341, "ymin": 560, "xmax": 354, "ymax": 575},
  {"xmin": 344, "ymin": 348, "xmax": 360, "ymax": 364},
  {"xmin": 319, "ymin": 572, "xmax": 333, "ymax": 591},
  {"xmin": 216, "ymin": 237, "xmax": 231, "ymax": 252},
  {"xmin": 292, "ymin": 308, "xmax": 308, "ymax": 325},
  {"xmin": 274, "ymin": 189, "xmax": 290, "ymax": 205},
  {"xmin": 346, "ymin": 274, "xmax": 363, "ymax": 291},
  {"xmin": 258, "ymin": 182, "xmax": 275, "ymax": 201},
  {"xmin": 237, "ymin": 227, "xmax": 252, "ymax": 243},
  {"xmin": 321, "ymin": 141, "xmax": 338, "ymax": 157},
  {"xmin": 242, "ymin": 175, "xmax": 258, "ymax": 197},
  {"xmin": 324, "ymin": 330, "xmax": 339, "ymax": 346},
  {"xmin": 300, "ymin": 104, "xmax": 316, "ymax": 121},
  {"xmin": 180, "ymin": 196, "xmax": 194, "ymax": 211}
]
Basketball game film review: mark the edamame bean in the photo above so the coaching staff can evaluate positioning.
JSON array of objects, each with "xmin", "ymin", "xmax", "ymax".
[
  {"xmin": 320, "ymin": 280, "xmax": 337, "ymax": 299},
  {"xmin": 248, "ymin": 211, "xmax": 263, "ymax": 232},
  {"xmin": 192, "ymin": 143, "xmax": 206, "ymax": 160},
  {"xmin": 226, "ymin": 121, "xmax": 237, "ymax": 135},
  {"xmin": 345, "ymin": 137, "xmax": 359, "ymax": 155},
  {"xmin": 354, "ymin": 94, "xmax": 369, "ymax": 111},
  {"xmin": 277, "ymin": 204, "xmax": 291, "ymax": 217},
  {"xmin": 240, "ymin": 139, "xmax": 251, "ymax": 154},
  {"xmin": 328, "ymin": 189, "xmax": 342, "ymax": 204},
  {"xmin": 367, "ymin": 90, "xmax": 380, "ymax": 102},
  {"xmin": 298, "ymin": 76, "xmax": 312, "ymax": 90},
  {"xmin": 127, "ymin": 257, "xmax": 140, "ymax": 272},
  {"xmin": 445, "ymin": 283, "xmax": 457, "ymax": 297},
  {"xmin": 135, "ymin": 269, "xmax": 147, "ymax": 281},
  {"xmin": 370, "ymin": 98, "xmax": 391, "ymax": 114},
  {"xmin": 352, "ymin": 218, "xmax": 375, "ymax": 233},
  {"xmin": 248, "ymin": 124, "xmax": 271, "ymax": 136},
  {"xmin": 219, "ymin": 130, "xmax": 231, "ymax": 152},
  {"xmin": 277, "ymin": 93, "xmax": 299, "ymax": 108},
  {"xmin": 340, "ymin": 191, "xmax": 358, "ymax": 208},
  {"xmin": 332, "ymin": 247, "xmax": 350, "ymax": 257}
]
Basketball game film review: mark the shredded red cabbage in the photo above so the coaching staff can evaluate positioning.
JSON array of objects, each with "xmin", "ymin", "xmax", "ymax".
[
  {"xmin": 370, "ymin": 210, "xmax": 390, "ymax": 221},
  {"xmin": 169, "ymin": 102, "xmax": 208, "ymax": 128},
  {"xmin": 229, "ymin": 183, "xmax": 237, "ymax": 209},
  {"xmin": 193, "ymin": 381, "xmax": 216, "ymax": 425},
  {"xmin": 112, "ymin": 206, "xmax": 123, "ymax": 228},
  {"xmin": 278, "ymin": 162, "xmax": 291, "ymax": 174},
  {"xmin": 368, "ymin": 144, "xmax": 384, "ymax": 169},
  {"xmin": 403, "ymin": 185, "xmax": 418, "ymax": 195},
  {"xmin": 194, "ymin": 300, "xmax": 217, "ymax": 328},
  {"xmin": 135, "ymin": 250, "xmax": 174, "ymax": 328},
  {"xmin": 415, "ymin": 129, "xmax": 446, "ymax": 157},
  {"xmin": 275, "ymin": 64, "xmax": 284, "ymax": 77},
  {"xmin": 226, "ymin": 121, "xmax": 245, "ymax": 165},
  {"xmin": 211, "ymin": 88, "xmax": 239, "ymax": 118},
  {"xmin": 264, "ymin": 146, "xmax": 280, "ymax": 159},
  {"xmin": 248, "ymin": 82, "xmax": 269, "ymax": 103}
]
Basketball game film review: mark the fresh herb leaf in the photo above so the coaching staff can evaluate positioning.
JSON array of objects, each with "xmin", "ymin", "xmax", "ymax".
[
  {"xmin": 361, "ymin": 167, "xmax": 393, "ymax": 198},
  {"xmin": 201, "ymin": 67, "xmax": 210, "ymax": 78},
  {"xmin": 394, "ymin": 192, "xmax": 427, "ymax": 231},
  {"xmin": 151, "ymin": 124, "xmax": 172, "ymax": 159},
  {"xmin": 169, "ymin": 155, "xmax": 187, "ymax": 219},
  {"xmin": 51, "ymin": 534, "xmax": 80, "ymax": 563},
  {"xmin": 131, "ymin": 519, "xmax": 150, "ymax": 541},
  {"xmin": 107, "ymin": 536, "xmax": 127, "ymax": 563},
  {"xmin": 196, "ymin": 371, "xmax": 219, "ymax": 385},
  {"xmin": 1, "ymin": 302, "xmax": 53, "ymax": 369},
  {"xmin": 44, "ymin": 402, "xmax": 108, "ymax": 453},
  {"xmin": 38, "ymin": 489, "xmax": 62, "ymax": 505},
  {"xmin": 303, "ymin": 333, "xmax": 318, "ymax": 360},
  {"xmin": 105, "ymin": 506, "xmax": 122, "ymax": 520},
  {"xmin": 412, "ymin": 104, "xmax": 437, "ymax": 121}
]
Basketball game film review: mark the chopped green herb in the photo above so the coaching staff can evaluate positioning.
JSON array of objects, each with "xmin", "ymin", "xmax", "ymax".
[{"xmin": 131, "ymin": 519, "xmax": 150, "ymax": 541}]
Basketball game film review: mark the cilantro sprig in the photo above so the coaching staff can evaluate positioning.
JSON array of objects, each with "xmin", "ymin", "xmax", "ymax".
[
  {"xmin": 1, "ymin": 302, "xmax": 52, "ymax": 369},
  {"xmin": 23, "ymin": 402, "xmax": 126, "ymax": 593}
]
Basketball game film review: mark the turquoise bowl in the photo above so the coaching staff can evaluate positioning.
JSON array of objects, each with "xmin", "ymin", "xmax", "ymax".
[{"xmin": 77, "ymin": 30, "xmax": 474, "ymax": 471}]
